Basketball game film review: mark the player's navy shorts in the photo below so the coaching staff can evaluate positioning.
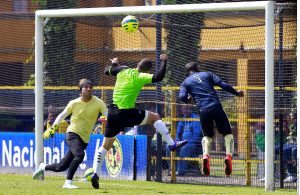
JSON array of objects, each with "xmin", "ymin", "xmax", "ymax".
[
  {"xmin": 105, "ymin": 104, "xmax": 146, "ymax": 138},
  {"xmin": 199, "ymin": 103, "xmax": 231, "ymax": 137}
]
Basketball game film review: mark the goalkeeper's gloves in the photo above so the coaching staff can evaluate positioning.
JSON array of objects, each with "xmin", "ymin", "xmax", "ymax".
[
  {"xmin": 43, "ymin": 124, "xmax": 58, "ymax": 140},
  {"xmin": 98, "ymin": 116, "xmax": 107, "ymax": 123}
]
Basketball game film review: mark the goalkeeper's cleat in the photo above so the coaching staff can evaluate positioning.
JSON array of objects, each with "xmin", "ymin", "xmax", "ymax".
[
  {"xmin": 63, "ymin": 184, "xmax": 79, "ymax": 189},
  {"xmin": 169, "ymin": 140, "xmax": 188, "ymax": 151},
  {"xmin": 91, "ymin": 173, "xmax": 99, "ymax": 189},
  {"xmin": 63, "ymin": 181, "xmax": 78, "ymax": 189},
  {"xmin": 202, "ymin": 154, "xmax": 210, "ymax": 176},
  {"xmin": 32, "ymin": 163, "xmax": 45, "ymax": 180},
  {"xmin": 224, "ymin": 154, "xmax": 232, "ymax": 176}
]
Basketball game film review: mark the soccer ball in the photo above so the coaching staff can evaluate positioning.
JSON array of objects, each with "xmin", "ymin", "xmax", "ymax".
[
  {"xmin": 121, "ymin": 15, "xmax": 139, "ymax": 32},
  {"xmin": 84, "ymin": 168, "xmax": 94, "ymax": 181}
]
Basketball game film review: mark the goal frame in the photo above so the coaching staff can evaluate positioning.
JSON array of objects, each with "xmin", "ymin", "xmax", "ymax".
[{"xmin": 35, "ymin": 1, "xmax": 275, "ymax": 191}]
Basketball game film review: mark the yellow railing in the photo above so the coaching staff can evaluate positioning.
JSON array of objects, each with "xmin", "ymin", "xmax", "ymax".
[{"xmin": 0, "ymin": 85, "xmax": 295, "ymax": 184}]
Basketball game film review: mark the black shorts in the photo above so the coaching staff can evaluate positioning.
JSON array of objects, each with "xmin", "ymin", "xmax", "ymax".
[
  {"xmin": 200, "ymin": 104, "xmax": 232, "ymax": 137},
  {"xmin": 105, "ymin": 104, "xmax": 146, "ymax": 138}
]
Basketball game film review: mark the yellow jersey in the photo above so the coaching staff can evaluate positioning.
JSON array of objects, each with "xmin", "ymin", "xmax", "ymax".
[{"xmin": 65, "ymin": 96, "xmax": 107, "ymax": 143}]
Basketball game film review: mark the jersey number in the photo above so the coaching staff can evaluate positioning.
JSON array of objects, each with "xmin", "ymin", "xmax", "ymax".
[{"xmin": 193, "ymin": 75, "xmax": 202, "ymax": 83}]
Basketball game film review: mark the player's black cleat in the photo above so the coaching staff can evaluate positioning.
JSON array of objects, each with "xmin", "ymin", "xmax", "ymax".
[
  {"xmin": 91, "ymin": 173, "xmax": 99, "ymax": 189},
  {"xmin": 169, "ymin": 140, "xmax": 188, "ymax": 151}
]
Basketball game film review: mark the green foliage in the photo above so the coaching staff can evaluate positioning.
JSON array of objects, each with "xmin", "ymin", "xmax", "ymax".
[
  {"xmin": 24, "ymin": 74, "xmax": 35, "ymax": 86},
  {"xmin": 23, "ymin": 32, "xmax": 34, "ymax": 86},
  {"xmin": 28, "ymin": 0, "xmax": 78, "ymax": 86},
  {"xmin": 44, "ymin": 16, "xmax": 77, "ymax": 85},
  {"xmin": 24, "ymin": 0, "xmax": 78, "ymax": 86},
  {"xmin": 43, "ymin": 1, "xmax": 78, "ymax": 85}
]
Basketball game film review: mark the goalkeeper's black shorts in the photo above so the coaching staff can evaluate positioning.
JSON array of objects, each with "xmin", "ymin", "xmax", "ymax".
[
  {"xmin": 200, "ymin": 103, "xmax": 232, "ymax": 137},
  {"xmin": 105, "ymin": 104, "xmax": 146, "ymax": 138}
]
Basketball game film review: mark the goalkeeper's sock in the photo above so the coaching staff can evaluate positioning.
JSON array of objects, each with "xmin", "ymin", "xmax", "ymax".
[
  {"xmin": 39, "ymin": 163, "xmax": 46, "ymax": 171},
  {"xmin": 202, "ymin": 136, "xmax": 212, "ymax": 155},
  {"xmin": 154, "ymin": 120, "xmax": 175, "ymax": 146},
  {"xmin": 64, "ymin": 180, "xmax": 72, "ymax": 185},
  {"xmin": 224, "ymin": 134, "xmax": 234, "ymax": 156},
  {"xmin": 93, "ymin": 146, "xmax": 107, "ymax": 176},
  {"xmin": 63, "ymin": 179, "xmax": 78, "ymax": 189}
]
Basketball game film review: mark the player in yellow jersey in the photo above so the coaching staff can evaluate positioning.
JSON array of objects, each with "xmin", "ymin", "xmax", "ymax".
[{"xmin": 32, "ymin": 79, "xmax": 108, "ymax": 189}]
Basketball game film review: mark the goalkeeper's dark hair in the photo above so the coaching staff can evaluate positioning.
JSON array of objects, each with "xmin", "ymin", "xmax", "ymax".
[
  {"xmin": 185, "ymin": 62, "xmax": 200, "ymax": 75},
  {"xmin": 79, "ymin": 78, "xmax": 93, "ymax": 91},
  {"xmin": 137, "ymin": 58, "xmax": 153, "ymax": 73}
]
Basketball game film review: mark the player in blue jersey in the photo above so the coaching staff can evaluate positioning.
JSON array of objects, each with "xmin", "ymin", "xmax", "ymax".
[{"xmin": 179, "ymin": 62, "xmax": 244, "ymax": 176}]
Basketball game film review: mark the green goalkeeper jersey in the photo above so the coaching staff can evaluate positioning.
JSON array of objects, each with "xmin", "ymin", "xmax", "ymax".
[{"xmin": 113, "ymin": 68, "xmax": 153, "ymax": 109}]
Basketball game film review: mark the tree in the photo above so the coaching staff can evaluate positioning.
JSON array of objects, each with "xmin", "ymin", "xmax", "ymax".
[{"xmin": 36, "ymin": 0, "xmax": 78, "ymax": 85}]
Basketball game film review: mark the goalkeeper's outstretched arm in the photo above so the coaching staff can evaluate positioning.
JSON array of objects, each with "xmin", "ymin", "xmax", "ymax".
[
  {"xmin": 52, "ymin": 109, "xmax": 69, "ymax": 127},
  {"xmin": 43, "ymin": 108, "xmax": 69, "ymax": 140}
]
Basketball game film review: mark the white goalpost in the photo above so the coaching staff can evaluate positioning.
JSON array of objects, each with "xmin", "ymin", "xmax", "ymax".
[{"xmin": 35, "ymin": 1, "xmax": 275, "ymax": 191}]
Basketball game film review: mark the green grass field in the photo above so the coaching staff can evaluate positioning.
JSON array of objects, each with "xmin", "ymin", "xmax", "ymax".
[{"xmin": 0, "ymin": 174, "xmax": 296, "ymax": 195}]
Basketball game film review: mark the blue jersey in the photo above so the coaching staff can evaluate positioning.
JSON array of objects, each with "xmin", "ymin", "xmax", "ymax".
[
  {"xmin": 176, "ymin": 113, "xmax": 202, "ymax": 143},
  {"xmin": 179, "ymin": 72, "xmax": 239, "ymax": 113}
]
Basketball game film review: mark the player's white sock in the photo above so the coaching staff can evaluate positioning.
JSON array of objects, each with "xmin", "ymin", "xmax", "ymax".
[
  {"xmin": 202, "ymin": 136, "xmax": 212, "ymax": 155},
  {"xmin": 93, "ymin": 146, "xmax": 107, "ymax": 176},
  {"xmin": 64, "ymin": 179, "xmax": 72, "ymax": 185},
  {"xmin": 40, "ymin": 162, "xmax": 46, "ymax": 171},
  {"xmin": 224, "ymin": 134, "xmax": 234, "ymax": 156},
  {"xmin": 154, "ymin": 120, "xmax": 175, "ymax": 146}
]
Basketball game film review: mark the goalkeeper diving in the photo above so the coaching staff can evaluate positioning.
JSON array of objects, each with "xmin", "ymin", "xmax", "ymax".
[{"xmin": 33, "ymin": 78, "xmax": 108, "ymax": 189}]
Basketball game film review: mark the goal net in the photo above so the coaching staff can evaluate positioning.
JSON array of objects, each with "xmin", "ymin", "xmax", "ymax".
[{"xmin": 31, "ymin": 1, "xmax": 296, "ymax": 190}]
